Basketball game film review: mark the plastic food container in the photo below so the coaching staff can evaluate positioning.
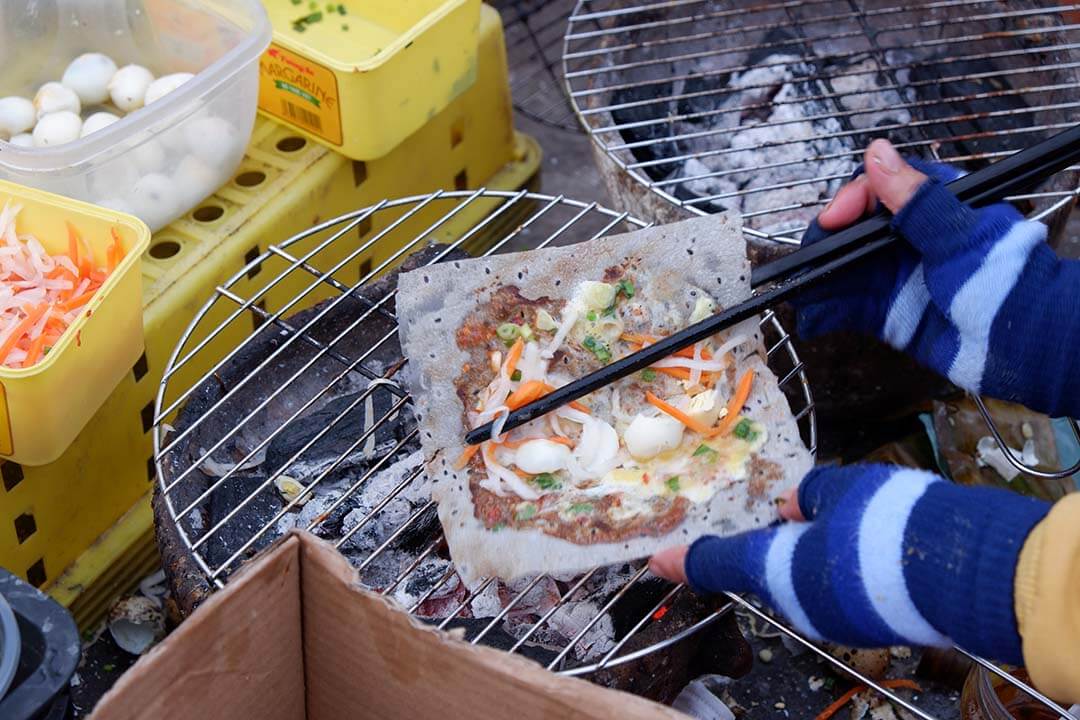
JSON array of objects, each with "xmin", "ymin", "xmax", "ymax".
[
  {"xmin": 258, "ymin": 0, "xmax": 481, "ymax": 160},
  {"xmin": 0, "ymin": 0, "xmax": 272, "ymax": 232},
  {"xmin": 0, "ymin": 181, "xmax": 150, "ymax": 466}
]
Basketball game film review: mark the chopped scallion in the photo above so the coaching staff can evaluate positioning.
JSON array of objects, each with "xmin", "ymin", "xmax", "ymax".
[
  {"xmin": 666, "ymin": 476, "xmax": 681, "ymax": 492},
  {"xmin": 534, "ymin": 473, "xmax": 560, "ymax": 490},
  {"xmin": 641, "ymin": 368, "xmax": 656, "ymax": 381}
]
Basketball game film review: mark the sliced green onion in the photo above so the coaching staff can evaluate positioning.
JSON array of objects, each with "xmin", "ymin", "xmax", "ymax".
[
  {"xmin": 733, "ymin": 418, "xmax": 754, "ymax": 440},
  {"xmin": 496, "ymin": 323, "xmax": 519, "ymax": 343},
  {"xmin": 666, "ymin": 476, "xmax": 681, "ymax": 492},
  {"xmin": 586, "ymin": 310, "xmax": 597, "ymax": 322},
  {"xmin": 519, "ymin": 324, "xmax": 534, "ymax": 341},
  {"xmin": 568, "ymin": 502, "xmax": 594, "ymax": 515},
  {"xmin": 617, "ymin": 279, "xmax": 635, "ymax": 298},
  {"xmin": 693, "ymin": 444, "xmax": 717, "ymax": 458},
  {"xmin": 510, "ymin": 370, "xmax": 522, "ymax": 382},
  {"xmin": 516, "ymin": 503, "xmax": 537, "ymax": 521},
  {"xmin": 534, "ymin": 473, "xmax": 560, "ymax": 490},
  {"xmin": 640, "ymin": 368, "xmax": 656, "ymax": 382},
  {"xmin": 582, "ymin": 335, "xmax": 597, "ymax": 350}
]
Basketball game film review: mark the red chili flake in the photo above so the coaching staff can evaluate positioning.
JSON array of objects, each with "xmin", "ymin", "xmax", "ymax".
[
  {"xmin": 642, "ymin": 473, "xmax": 650, "ymax": 484},
  {"xmin": 652, "ymin": 606, "xmax": 669, "ymax": 621},
  {"xmin": 76, "ymin": 331, "xmax": 82, "ymax": 347}
]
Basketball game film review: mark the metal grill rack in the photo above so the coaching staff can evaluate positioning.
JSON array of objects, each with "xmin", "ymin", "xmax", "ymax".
[
  {"xmin": 493, "ymin": 0, "xmax": 583, "ymax": 131},
  {"xmin": 153, "ymin": 191, "xmax": 814, "ymax": 680},
  {"xmin": 563, "ymin": 0, "xmax": 1080, "ymax": 246}
]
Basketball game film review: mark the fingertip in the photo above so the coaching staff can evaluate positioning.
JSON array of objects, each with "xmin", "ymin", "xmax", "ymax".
[
  {"xmin": 777, "ymin": 487, "xmax": 805, "ymax": 521},
  {"xmin": 818, "ymin": 175, "xmax": 871, "ymax": 231},
  {"xmin": 864, "ymin": 139, "xmax": 928, "ymax": 214},
  {"xmin": 649, "ymin": 545, "xmax": 690, "ymax": 585}
]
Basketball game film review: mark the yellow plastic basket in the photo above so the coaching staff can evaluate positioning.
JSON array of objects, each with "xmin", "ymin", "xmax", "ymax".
[
  {"xmin": 0, "ymin": 182, "xmax": 150, "ymax": 466},
  {"xmin": 258, "ymin": 0, "xmax": 481, "ymax": 160}
]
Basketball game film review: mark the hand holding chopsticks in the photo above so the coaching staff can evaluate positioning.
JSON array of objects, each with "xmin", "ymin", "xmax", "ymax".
[{"xmin": 465, "ymin": 124, "xmax": 1080, "ymax": 446}]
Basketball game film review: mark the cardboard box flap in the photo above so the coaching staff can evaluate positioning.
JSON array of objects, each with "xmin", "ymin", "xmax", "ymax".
[
  {"xmin": 92, "ymin": 531, "xmax": 688, "ymax": 720},
  {"xmin": 295, "ymin": 533, "xmax": 687, "ymax": 720},
  {"xmin": 91, "ymin": 535, "xmax": 306, "ymax": 720}
]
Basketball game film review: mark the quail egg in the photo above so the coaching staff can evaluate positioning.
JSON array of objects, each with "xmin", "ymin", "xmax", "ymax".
[
  {"xmin": 0, "ymin": 96, "xmax": 35, "ymax": 138},
  {"xmin": 172, "ymin": 155, "xmax": 220, "ymax": 207},
  {"xmin": 144, "ymin": 72, "xmax": 194, "ymax": 105},
  {"xmin": 624, "ymin": 413, "xmax": 684, "ymax": 460},
  {"xmin": 80, "ymin": 111, "xmax": 121, "ymax": 138},
  {"xmin": 61, "ymin": 53, "xmax": 118, "ymax": 105},
  {"xmin": 183, "ymin": 115, "xmax": 241, "ymax": 166},
  {"xmin": 6, "ymin": 133, "xmax": 33, "ymax": 148},
  {"xmin": 131, "ymin": 139, "xmax": 167, "ymax": 174},
  {"xmin": 131, "ymin": 173, "xmax": 180, "ymax": 230},
  {"xmin": 32, "ymin": 111, "xmax": 83, "ymax": 147},
  {"xmin": 108, "ymin": 64, "xmax": 155, "ymax": 112},
  {"xmin": 33, "ymin": 82, "xmax": 81, "ymax": 120}
]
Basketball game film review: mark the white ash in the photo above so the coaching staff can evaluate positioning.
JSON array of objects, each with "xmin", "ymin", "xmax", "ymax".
[
  {"xmin": 274, "ymin": 477, "xmax": 350, "ymax": 535},
  {"xmin": 468, "ymin": 580, "xmax": 504, "ymax": 619},
  {"xmin": 392, "ymin": 556, "xmax": 461, "ymax": 610},
  {"xmin": 340, "ymin": 450, "xmax": 428, "ymax": 553},
  {"xmin": 646, "ymin": 48, "xmax": 914, "ymax": 238}
]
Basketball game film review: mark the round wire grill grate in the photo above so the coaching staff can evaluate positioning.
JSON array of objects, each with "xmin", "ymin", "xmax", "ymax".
[
  {"xmin": 151, "ymin": 190, "xmax": 1077, "ymax": 717},
  {"xmin": 563, "ymin": 0, "xmax": 1080, "ymax": 246},
  {"xmin": 153, "ymin": 190, "xmax": 817, "ymax": 679}
]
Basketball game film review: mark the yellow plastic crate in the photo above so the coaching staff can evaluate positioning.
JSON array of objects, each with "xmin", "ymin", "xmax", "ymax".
[
  {"xmin": 259, "ymin": 0, "xmax": 481, "ymax": 160},
  {"xmin": 0, "ymin": 3, "xmax": 540, "ymax": 629},
  {"xmin": 0, "ymin": 184, "xmax": 150, "ymax": 466}
]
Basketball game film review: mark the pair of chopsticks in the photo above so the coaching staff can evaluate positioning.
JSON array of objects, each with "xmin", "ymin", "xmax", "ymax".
[{"xmin": 465, "ymin": 123, "xmax": 1080, "ymax": 446}]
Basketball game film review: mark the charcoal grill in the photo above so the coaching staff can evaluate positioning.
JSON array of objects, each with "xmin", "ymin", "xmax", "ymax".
[
  {"xmin": 563, "ymin": 0, "xmax": 1080, "ymax": 246},
  {"xmin": 152, "ymin": 191, "xmax": 1076, "ymax": 717},
  {"xmin": 152, "ymin": 191, "xmax": 812, "ymax": 691},
  {"xmin": 564, "ymin": 0, "xmax": 1080, "ymax": 479}
]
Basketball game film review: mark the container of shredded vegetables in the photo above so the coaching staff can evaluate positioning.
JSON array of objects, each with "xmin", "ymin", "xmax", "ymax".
[{"xmin": 0, "ymin": 181, "xmax": 149, "ymax": 465}]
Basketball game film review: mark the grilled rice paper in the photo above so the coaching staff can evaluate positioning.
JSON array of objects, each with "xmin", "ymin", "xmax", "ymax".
[{"xmin": 397, "ymin": 213, "xmax": 812, "ymax": 583}]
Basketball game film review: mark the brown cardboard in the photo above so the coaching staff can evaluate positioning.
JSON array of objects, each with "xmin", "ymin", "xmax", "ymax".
[{"xmin": 91, "ymin": 531, "xmax": 688, "ymax": 720}]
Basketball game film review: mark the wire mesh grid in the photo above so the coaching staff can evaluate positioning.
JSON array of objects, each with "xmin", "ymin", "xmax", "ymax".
[
  {"xmin": 154, "ymin": 190, "xmax": 818, "ymax": 680},
  {"xmin": 493, "ymin": 0, "xmax": 584, "ymax": 131},
  {"xmin": 563, "ymin": 0, "xmax": 1080, "ymax": 244},
  {"xmin": 152, "ymin": 190, "xmax": 1074, "ymax": 718}
]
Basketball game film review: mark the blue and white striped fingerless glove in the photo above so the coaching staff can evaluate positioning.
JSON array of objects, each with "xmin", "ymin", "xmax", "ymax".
[
  {"xmin": 797, "ymin": 159, "xmax": 1080, "ymax": 418},
  {"xmin": 685, "ymin": 464, "xmax": 1050, "ymax": 663}
]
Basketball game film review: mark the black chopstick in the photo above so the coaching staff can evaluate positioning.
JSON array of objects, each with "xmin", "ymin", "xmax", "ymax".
[{"xmin": 465, "ymin": 123, "xmax": 1080, "ymax": 445}]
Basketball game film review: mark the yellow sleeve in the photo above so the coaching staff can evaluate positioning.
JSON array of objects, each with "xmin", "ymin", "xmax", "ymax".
[{"xmin": 1014, "ymin": 492, "xmax": 1080, "ymax": 705}]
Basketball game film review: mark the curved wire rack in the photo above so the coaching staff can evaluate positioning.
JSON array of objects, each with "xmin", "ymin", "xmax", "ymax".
[
  {"xmin": 562, "ymin": 0, "xmax": 1080, "ymax": 479},
  {"xmin": 563, "ymin": 0, "xmax": 1080, "ymax": 245},
  {"xmin": 153, "ymin": 190, "xmax": 816, "ymax": 679},
  {"xmin": 151, "ymin": 189, "xmax": 1075, "ymax": 717}
]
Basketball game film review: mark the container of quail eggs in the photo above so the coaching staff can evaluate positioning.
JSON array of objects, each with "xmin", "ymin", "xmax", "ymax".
[{"xmin": 0, "ymin": 0, "xmax": 271, "ymax": 232}]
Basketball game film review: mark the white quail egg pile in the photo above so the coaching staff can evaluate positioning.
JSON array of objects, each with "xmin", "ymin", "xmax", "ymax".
[
  {"xmin": 0, "ymin": 54, "xmax": 194, "ymax": 148},
  {"xmin": 0, "ymin": 53, "xmax": 248, "ymax": 231}
]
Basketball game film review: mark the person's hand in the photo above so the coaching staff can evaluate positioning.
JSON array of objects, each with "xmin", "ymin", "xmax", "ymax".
[
  {"xmin": 794, "ymin": 139, "xmax": 1080, "ymax": 418},
  {"xmin": 650, "ymin": 463, "xmax": 1050, "ymax": 662}
]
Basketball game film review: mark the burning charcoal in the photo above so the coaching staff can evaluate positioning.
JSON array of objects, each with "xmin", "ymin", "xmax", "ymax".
[
  {"xmin": 609, "ymin": 82, "xmax": 679, "ymax": 182},
  {"xmin": 263, "ymin": 389, "xmax": 405, "ymax": 474},
  {"xmin": 394, "ymin": 557, "xmax": 460, "ymax": 610},
  {"xmin": 435, "ymin": 618, "xmax": 559, "ymax": 666},
  {"xmin": 500, "ymin": 576, "xmax": 561, "ymax": 619},
  {"xmin": 468, "ymin": 580, "xmax": 502, "ymax": 619},
  {"xmin": 202, "ymin": 474, "xmax": 286, "ymax": 571},
  {"xmin": 355, "ymin": 548, "xmax": 411, "ymax": 591}
]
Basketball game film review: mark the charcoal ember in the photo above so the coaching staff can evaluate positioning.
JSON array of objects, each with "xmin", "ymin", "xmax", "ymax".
[
  {"xmin": 354, "ymin": 548, "xmax": 411, "ymax": 591},
  {"xmin": 499, "ymin": 576, "xmax": 562, "ymax": 619},
  {"xmin": 434, "ymin": 618, "xmax": 559, "ymax": 666},
  {"xmin": 274, "ymin": 478, "xmax": 360, "ymax": 540},
  {"xmin": 340, "ymin": 450, "xmax": 428, "ymax": 553},
  {"xmin": 609, "ymin": 81, "xmax": 679, "ymax": 182},
  {"xmin": 393, "ymin": 557, "xmax": 460, "ymax": 609},
  {"xmin": 264, "ymin": 390, "xmax": 408, "ymax": 474},
  {"xmin": 591, "ymin": 590, "xmax": 750, "ymax": 705},
  {"xmin": 202, "ymin": 474, "xmax": 285, "ymax": 572}
]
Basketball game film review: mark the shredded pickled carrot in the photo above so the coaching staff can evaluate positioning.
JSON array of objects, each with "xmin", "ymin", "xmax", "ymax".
[
  {"xmin": 505, "ymin": 336, "xmax": 524, "ymax": 377},
  {"xmin": 645, "ymin": 391, "xmax": 714, "ymax": 436},
  {"xmin": 712, "ymin": 370, "xmax": 755, "ymax": 437},
  {"xmin": 506, "ymin": 380, "xmax": 547, "ymax": 410},
  {"xmin": 0, "ymin": 304, "xmax": 47, "ymax": 363},
  {"xmin": 814, "ymin": 679, "xmax": 922, "ymax": 720},
  {"xmin": 0, "ymin": 207, "xmax": 119, "ymax": 368},
  {"xmin": 547, "ymin": 436, "xmax": 575, "ymax": 447},
  {"xmin": 453, "ymin": 444, "xmax": 481, "ymax": 470},
  {"xmin": 539, "ymin": 383, "xmax": 591, "ymax": 414},
  {"xmin": 621, "ymin": 332, "xmax": 713, "ymax": 360}
]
